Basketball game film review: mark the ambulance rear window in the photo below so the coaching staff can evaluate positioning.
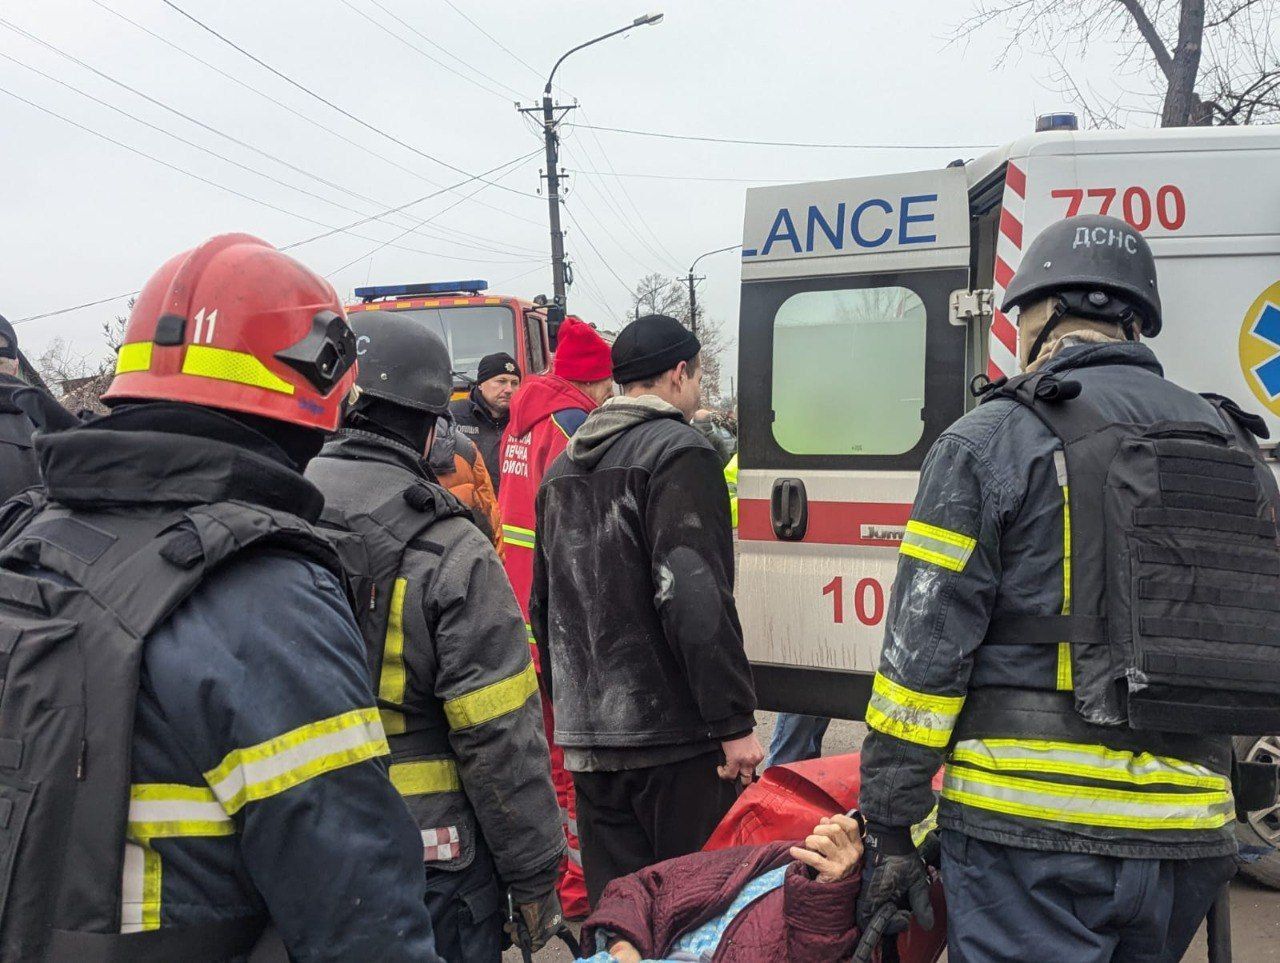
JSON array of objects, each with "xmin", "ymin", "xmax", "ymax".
[{"xmin": 771, "ymin": 287, "xmax": 926, "ymax": 455}]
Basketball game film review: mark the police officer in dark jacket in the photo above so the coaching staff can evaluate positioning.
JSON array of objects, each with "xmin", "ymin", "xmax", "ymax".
[
  {"xmin": 857, "ymin": 216, "xmax": 1248, "ymax": 961},
  {"xmin": 306, "ymin": 313, "xmax": 566, "ymax": 961},
  {"xmin": 0, "ymin": 316, "xmax": 41, "ymax": 502},
  {"xmin": 0, "ymin": 235, "xmax": 442, "ymax": 961},
  {"xmin": 530, "ymin": 314, "xmax": 762, "ymax": 905},
  {"xmin": 450, "ymin": 351, "xmax": 519, "ymax": 493}
]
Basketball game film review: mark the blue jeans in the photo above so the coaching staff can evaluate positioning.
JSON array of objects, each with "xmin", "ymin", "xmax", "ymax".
[
  {"xmin": 941, "ymin": 830, "xmax": 1236, "ymax": 963},
  {"xmin": 764, "ymin": 713, "xmax": 831, "ymax": 768}
]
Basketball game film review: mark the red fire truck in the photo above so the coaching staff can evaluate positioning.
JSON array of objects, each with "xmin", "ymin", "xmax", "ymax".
[{"xmin": 345, "ymin": 280, "xmax": 553, "ymax": 396}]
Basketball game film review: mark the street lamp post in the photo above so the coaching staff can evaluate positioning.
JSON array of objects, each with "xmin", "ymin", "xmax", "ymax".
[
  {"xmin": 523, "ymin": 14, "xmax": 664, "ymax": 326},
  {"xmin": 686, "ymin": 244, "xmax": 741, "ymax": 337}
]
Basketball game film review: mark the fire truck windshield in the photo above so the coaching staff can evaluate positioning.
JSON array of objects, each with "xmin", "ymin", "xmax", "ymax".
[{"xmin": 394, "ymin": 305, "xmax": 517, "ymax": 382}]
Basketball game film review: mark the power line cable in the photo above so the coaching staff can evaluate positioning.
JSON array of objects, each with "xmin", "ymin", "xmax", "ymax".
[
  {"xmin": 84, "ymin": 0, "xmax": 545, "ymax": 256},
  {"xmin": 159, "ymin": 0, "xmax": 542, "ymax": 200},
  {"xmin": 354, "ymin": 0, "xmax": 525, "ymax": 100},
  {"xmin": 558, "ymin": 136, "xmax": 679, "ymax": 272},
  {"xmin": 2, "ymin": 89, "xmax": 541, "ymax": 321},
  {"xmin": 325, "ymin": 151, "xmax": 532, "ymax": 275},
  {"xmin": 437, "ymin": 0, "xmax": 546, "ymax": 83},
  {"xmin": 0, "ymin": 48, "xmax": 522, "ymax": 256},
  {"xmin": 564, "ymin": 166, "xmax": 792, "ymax": 184},
  {"xmin": 570, "ymin": 106, "xmax": 684, "ymax": 271},
  {"xmin": 561, "ymin": 201, "xmax": 633, "ymax": 295},
  {"xmin": 567, "ymin": 123, "xmax": 994, "ymax": 150}
]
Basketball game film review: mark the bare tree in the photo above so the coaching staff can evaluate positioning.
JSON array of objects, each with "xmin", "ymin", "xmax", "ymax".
[
  {"xmin": 957, "ymin": 0, "xmax": 1279, "ymax": 127},
  {"xmin": 627, "ymin": 274, "xmax": 730, "ymax": 405}
]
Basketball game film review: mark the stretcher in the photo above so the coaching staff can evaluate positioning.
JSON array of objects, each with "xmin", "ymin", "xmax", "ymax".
[{"xmin": 703, "ymin": 752, "xmax": 1237, "ymax": 962}]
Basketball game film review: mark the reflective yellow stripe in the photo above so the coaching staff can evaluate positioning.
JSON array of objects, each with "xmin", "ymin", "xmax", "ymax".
[
  {"xmin": 942, "ymin": 763, "xmax": 1233, "ymax": 831},
  {"xmin": 141, "ymin": 845, "xmax": 161, "ymax": 931},
  {"xmin": 443, "ymin": 661, "xmax": 538, "ymax": 730},
  {"xmin": 181, "ymin": 344, "xmax": 295, "ymax": 395},
  {"xmin": 524, "ymin": 622, "xmax": 536, "ymax": 644},
  {"xmin": 900, "ymin": 520, "xmax": 976, "ymax": 572},
  {"xmin": 390, "ymin": 759, "xmax": 462, "ymax": 796},
  {"xmin": 950, "ymin": 739, "xmax": 1231, "ymax": 790},
  {"xmin": 865, "ymin": 672, "xmax": 964, "ymax": 749},
  {"xmin": 128, "ymin": 783, "xmax": 234, "ymax": 839},
  {"xmin": 502, "ymin": 524, "xmax": 535, "ymax": 549},
  {"xmin": 204, "ymin": 707, "xmax": 388, "ymax": 814},
  {"xmin": 115, "ymin": 341, "xmax": 154, "ymax": 374},
  {"xmin": 1057, "ymin": 483, "xmax": 1074, "ymax": 690},
  {"xmin": 910, "ymin": 805, "xmax": 938, "ymax": 847},
  {"xmin": 379, "ymin": 578, "xmax": 408, "ymax": 736}
]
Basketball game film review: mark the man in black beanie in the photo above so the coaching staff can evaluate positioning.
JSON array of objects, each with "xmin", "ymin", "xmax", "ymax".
[
  {"xmin": 450, "ymin": 351, "xmax": 520, "ymax": 494},
  {"xmin": 0, "ymin": 315, "xmax": 42, "ymax": 502},
  {"xmin": 529, "ymin": 314, "xmax": 762, "ymax": 905}
]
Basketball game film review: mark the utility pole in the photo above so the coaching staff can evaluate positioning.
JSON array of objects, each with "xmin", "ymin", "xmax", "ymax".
[
  {"xmin": 520, "ymin": 14, "xmax": 663, "ymax": 322},
  {"xmin": 685, "ymin": 243, "xmax": 742, "ymax": 340},
  {"xmin": 539, "ymin": 94, "xmax": 571, "ymax": 310},
  {"xmin": 686, "ymin": 268, "xmax": 703, "ymax": 337}
]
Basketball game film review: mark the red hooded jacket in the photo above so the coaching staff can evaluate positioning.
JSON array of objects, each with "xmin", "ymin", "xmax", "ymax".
[{"xmin": 497, "ymin": 374, "xmax": 599, "ymax": 623}]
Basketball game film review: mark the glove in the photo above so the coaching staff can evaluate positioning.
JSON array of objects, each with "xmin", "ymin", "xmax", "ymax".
[
  {"xmin": 504, "ymin": 887, "xmax": 565, "ymax": 955},
  {"xmin": 852, "ymin": 824, "xmax": 934, "ymax": 961}
]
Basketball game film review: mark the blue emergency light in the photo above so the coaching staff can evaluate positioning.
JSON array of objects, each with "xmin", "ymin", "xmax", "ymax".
[{"xmin": 354, "ymin": 280, "xmax": 489, "ymax": 302}]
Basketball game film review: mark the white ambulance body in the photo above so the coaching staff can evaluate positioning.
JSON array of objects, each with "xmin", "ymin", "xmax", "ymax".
[{"xmin": 736, "ymin": 125, "xmax": 1280, "ymax": 720}]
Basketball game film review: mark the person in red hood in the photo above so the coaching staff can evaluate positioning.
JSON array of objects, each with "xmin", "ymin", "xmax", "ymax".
[{"xmin": 498, "ymin": 315, "xmax": 614, "ymax": 919}]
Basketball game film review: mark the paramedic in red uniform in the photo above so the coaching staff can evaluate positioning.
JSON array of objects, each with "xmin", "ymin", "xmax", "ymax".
[{"xmin": 498, "ymin": 315, "xmax": 614, "ymax": 918}]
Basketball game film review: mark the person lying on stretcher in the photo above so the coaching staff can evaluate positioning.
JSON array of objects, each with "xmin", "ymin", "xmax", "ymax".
[{"xmin": 580, "ymin": 813, "xmax": 867, "ymax": 963}]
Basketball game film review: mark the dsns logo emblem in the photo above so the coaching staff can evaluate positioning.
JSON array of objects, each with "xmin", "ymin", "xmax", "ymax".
[{"xmin": 1239, "ymin": 280, "xmax": 1280, "ymax": 416}]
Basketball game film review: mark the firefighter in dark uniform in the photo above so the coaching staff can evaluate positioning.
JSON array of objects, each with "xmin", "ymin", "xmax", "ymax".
[
  {"xmin": 0, "ymin": 316, "xmax": 41, "ymax": 502},
  {"xmin": 0, "ymin": 235, "xmax": 442, "ymax": 961},
  {"xmin": 857, "ymin": 215, "xmax": 1258, "ymax": 961},
  {"xmin": 306, "ymin": 312, "xmax": 566, "ymax": 962}
]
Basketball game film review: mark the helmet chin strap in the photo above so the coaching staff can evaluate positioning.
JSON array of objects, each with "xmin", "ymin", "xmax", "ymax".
[{"xmin": 1024, "ymin": 293, "xmax": 1139, "ymax": 366}]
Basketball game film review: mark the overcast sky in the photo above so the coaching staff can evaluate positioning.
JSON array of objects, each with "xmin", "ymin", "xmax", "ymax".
[{"xmin": 1, "ymin": 0, "xmax": 1148, "ymax": 379}]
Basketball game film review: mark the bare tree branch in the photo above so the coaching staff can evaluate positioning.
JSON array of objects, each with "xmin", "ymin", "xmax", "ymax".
[{"xmin": 1116, "ymin": 0, "xmax": 1177, "ymax": 77}]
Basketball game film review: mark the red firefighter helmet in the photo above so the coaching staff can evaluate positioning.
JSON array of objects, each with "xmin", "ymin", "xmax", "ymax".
[{"xmin": 103, "ymin": 233, "xmax": 358, "ymax": 431}]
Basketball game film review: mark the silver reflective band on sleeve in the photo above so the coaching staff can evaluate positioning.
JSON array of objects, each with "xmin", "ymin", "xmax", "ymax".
[
  {"xmin": 899, "ymin": 520, "xmax": 977, "ymax": 573},
  {"xmin": 864, "ymin": 673, "xmax": 964, "ymax": 749},
  {"xmin": 204, "ymin": 707, "xmax": 389, "ymax": 814},
  {"xmin": 942, "ymin": 764, "xmax": 1234, "ymax": 831}
]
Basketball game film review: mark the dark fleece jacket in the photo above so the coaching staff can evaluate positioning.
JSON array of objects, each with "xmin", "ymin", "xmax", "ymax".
[
  {"xmin": 531, "ymin": 395, "xmax": 756, "ymax": 749},
  {"xmin": 582, "ymin": 840, "xmax": 862, "ymax": 962}
]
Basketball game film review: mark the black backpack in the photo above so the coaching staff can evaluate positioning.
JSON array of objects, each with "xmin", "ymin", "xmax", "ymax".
[
  {"xmin": 985, "ymin": 372, "xmax": 1280, "ymax": 736},
  {"xmin": 0, "ymin": 493, "xmax": 342, "ymax": 961}
]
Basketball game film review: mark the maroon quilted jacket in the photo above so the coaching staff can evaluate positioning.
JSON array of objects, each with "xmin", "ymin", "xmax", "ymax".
[{"xmin": 581, "ymin": 841, "xmax": 862, "ymax": 962}]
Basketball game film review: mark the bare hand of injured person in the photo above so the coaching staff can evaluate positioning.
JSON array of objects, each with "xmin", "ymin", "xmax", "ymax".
[{"xmin": 789, "ymin": 813, "xmax": 865, "ymax": 882}]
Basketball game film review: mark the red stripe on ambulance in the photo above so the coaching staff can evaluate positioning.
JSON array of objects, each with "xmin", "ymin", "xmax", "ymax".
[{"xmin": 739, "ymin": 499, "xmax": 912, "ymax": 545}]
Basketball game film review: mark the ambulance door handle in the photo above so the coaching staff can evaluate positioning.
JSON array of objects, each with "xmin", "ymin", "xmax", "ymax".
[{"xmin": 770, "ymin": 478, "xmax": 809, "ymax": 541}]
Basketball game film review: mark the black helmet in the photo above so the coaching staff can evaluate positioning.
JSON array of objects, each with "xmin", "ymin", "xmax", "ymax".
[
  {"xmin": 351, "ymin": 310, "xmax": 452, "ymax": 414},
  {"xmin": 1001, "ymin": 214, "xmax": 1162, "ymax": 338}
]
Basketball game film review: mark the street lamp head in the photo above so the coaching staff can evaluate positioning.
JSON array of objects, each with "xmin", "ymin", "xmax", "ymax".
[{"xmin": 635, "ymin": 12, "xmax": 664, "ymax": 26}]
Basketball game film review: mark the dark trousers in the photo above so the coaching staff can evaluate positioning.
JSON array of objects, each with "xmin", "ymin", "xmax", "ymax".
[
  {"xmin": 941, "ymin": 830, "xmax": 1236, "ymax": 963},
  {"xmin": 572, "ymin": 750, "xmax": 740, "ymax": 906},
  {"xmin": 422, "ymin": 837, "xmax": 504, "ymax": 963}
]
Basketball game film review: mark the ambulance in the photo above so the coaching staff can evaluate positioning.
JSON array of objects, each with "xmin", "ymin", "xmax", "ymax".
[
  {"xmin": 345, "ymin": 280, "xmax": 553, "ymax": 396},
  {"xmin": 735, "ymin": 123, "xmax": 1280, "ymax": 881}
]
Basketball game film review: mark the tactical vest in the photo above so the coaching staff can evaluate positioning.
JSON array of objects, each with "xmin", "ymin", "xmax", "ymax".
[
  {"xmin": 306, "ymin": 440, "xmax": 478, "ymax": 844},
  {"xmin": 0, "ymin": 491, "xmax": 345, "ymax": 962},
  {"xmin": 981, "ymin": 370, "xmax": 1280, "ymax": 738}
]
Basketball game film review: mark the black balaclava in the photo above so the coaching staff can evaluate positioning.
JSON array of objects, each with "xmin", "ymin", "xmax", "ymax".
[{"xmin": 347, "ymin": 395, "xmax": 434, "ymax": 456}]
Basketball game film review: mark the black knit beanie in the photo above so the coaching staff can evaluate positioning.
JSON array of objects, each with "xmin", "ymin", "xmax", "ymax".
[{"xmin": 612, "ymin": 314, "xmax": 700, "ymax": 384}]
